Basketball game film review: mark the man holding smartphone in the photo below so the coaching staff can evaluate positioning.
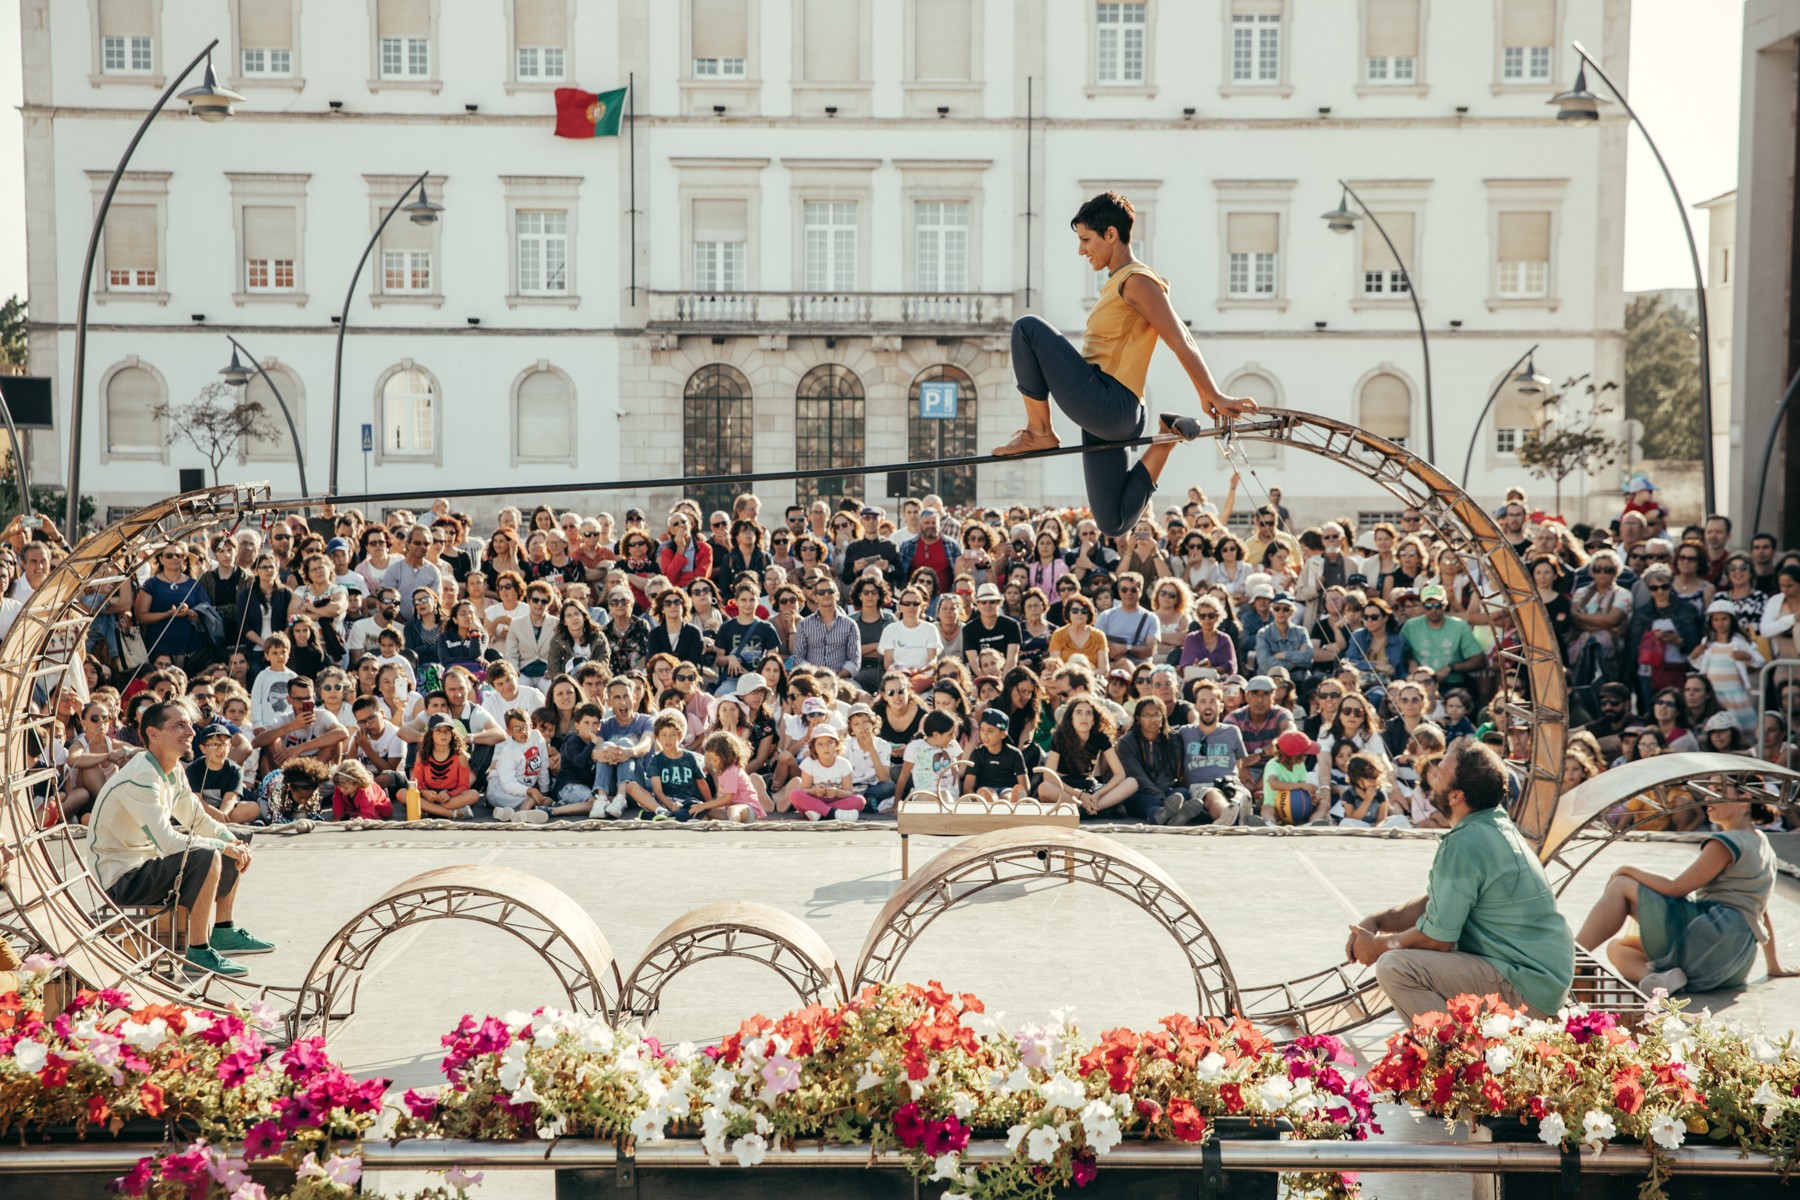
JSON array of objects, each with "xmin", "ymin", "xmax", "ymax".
[
  {"xmin": 253, "ymin": 675, "xmax": 348, "ymax": 770},
  {"xmin": 838, "ymin": 506, "xmax": 900, "ymax": 587}
]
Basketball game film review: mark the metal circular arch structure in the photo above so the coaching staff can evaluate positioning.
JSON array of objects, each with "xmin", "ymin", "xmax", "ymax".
[
  {"xmin": 851, "ymin": 826, "xmax": 1243, "ymax": 1017},
  {"xmin": 291, "ymin": 864, "xmax": 622, "ymax": 1040},
  {"xmin": 617, "ymin": 901, "xmax": 846, "ymax": 1027}
]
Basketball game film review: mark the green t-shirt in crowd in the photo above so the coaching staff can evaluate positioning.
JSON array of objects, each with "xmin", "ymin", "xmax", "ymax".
[{"xmin": 1399, "ymin": 614, "xmax": 1485, "ymax": 675}]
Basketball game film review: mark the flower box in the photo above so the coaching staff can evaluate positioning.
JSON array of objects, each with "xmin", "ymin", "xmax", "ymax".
[
  {"xmin": 11, "ymin": 1119, "xmax": 175, "ymax": 1200},
  {"xmin": 1482, "ymin": 1117, "xmax": 1791, "ymax": 1200}
]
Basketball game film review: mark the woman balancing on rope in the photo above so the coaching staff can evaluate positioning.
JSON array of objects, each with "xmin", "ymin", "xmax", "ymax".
[{"xmin": 994, "ymin": 191, "xmax": 1257, "ymax": 538}]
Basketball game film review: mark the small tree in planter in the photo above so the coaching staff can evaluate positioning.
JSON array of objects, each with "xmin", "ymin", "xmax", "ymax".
[
  {"xmin": 153, "ymin": 383, "xmax": 280, "ymax": 488},
  {"xmin": 1516, "ymin": 375, "xmax": 1628, "ymax": 515}
]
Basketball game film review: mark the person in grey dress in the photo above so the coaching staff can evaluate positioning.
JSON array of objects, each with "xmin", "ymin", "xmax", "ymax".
[{"xmin": 1577, "ymin": 784, "xmax": 1800, "ymax": 994}]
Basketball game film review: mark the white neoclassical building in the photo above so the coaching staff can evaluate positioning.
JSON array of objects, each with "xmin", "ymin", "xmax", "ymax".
[{"xmin": 19, "ymin": 0, "xmax": 1629, "ymax": 529}]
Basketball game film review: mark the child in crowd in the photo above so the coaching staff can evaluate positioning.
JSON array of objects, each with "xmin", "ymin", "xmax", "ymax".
[
  {"xmin": 1338, "ymin": 752, "xmax": 1391, "ymax": 828},
  {"xmin": 186, "ymin": 721, "xmax": 257, "ymax": 824},
  {"xmin": 413, "ymin": 713, "xmax": 479, "ymax": 818},
  {"xmin": 248, "ymin": 632, "xmax": 296, "ymax": 731},
  {"xmin": 1325, "ymin": 740, "xmax": 1355, "ymax": 815},
  {"xmin": 695, "ymin": 730, "xmax": 767, "ymax": 823},
  {"xmin": 374, "ymin": 627, "xmax": 418, "ymax": 688},
  {"xmin": 256, "ymin": 754, "xmax": 329, "ymax": 824},
  {"xmin": 963, "ymin": 708, "xmax": 1031, "ymax": 802},
  {"xmin": 627, "ymin": 710, "xmax": 711, "ymax": 820},
  {"xmin": 897, "ymin": 709, "xmax": 964, "ymax": 801},
  {"xmin": 1262, "ymin": 730, "xmax": 1321, "ymax": 826},
  {"xmin": 1439, "ymin": 689, "xmax": 1477, "ymax": 741},
  {"xmin": 839, "ymin": 703, "xmax": 896, "ymax": 812},
  {"xmin": 790, "ymin": 725, "xmax": 864, "ymax": 822},
  {"xmin": 550, "ymin": 702, "xmax": 606, "ymax": 817},
  {"xmin": 489, "ymin": 707, "xmax": 552, "ymax": 823},
  {"xmin": 330, "ymin": 759, "xmax": 394, "ymax": 821}
]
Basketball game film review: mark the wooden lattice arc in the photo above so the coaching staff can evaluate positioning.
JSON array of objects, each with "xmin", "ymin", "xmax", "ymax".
[
  {"xmin": 291, "ymin": 865, "xmax": 622, "ymax": 1040},
  {"xmin": 851, "ymin": 826, "xmax": 1243, "ymax": 1017},
  {"xmin": 1539, "ymin": 754, "xmax": 1800, "ymax": 895},
  {"xmin": 618, "ymin": 901, "xmax": 846, "ymax": 1026}
]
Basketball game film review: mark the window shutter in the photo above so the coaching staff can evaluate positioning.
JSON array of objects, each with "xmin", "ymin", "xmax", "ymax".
[
  {"xmin": 244, "ymin": 206, "xmax": 297, "ymax": 261},
  {"xmin": 1497, "ymin": 211, "xmax": 1550, "ymax": 261},
  {"xmin": 245, "ymin": 367, "xmax": 298, "ymax": 454},
  {"xmin": 803, "ymin": 0, "xmax": 859, "ymax": 81},
  {"xmin": 1231, "ymin": 0, "xmax": 1283, "ymax": 15},
  {"xmin": 1502, "ymin": 0, "xmax": 1555, "ymax": 45},
  {"xmin": 377, "ymin": 0, "xmax": 429, "ymax": 38},
  {"xmin": 514, "ymin": 0, "xmax": 565, "ymax": 46},
  {"xmin": 915, "ymin": 0, "xmax": 970, "ymax": 80},
  {"xmin": 1234, "ymin": 373, "xmax": 1276, "ymax": 406},
  {"xmin": 1226, "ymin": 213, "xmax": 1278, "ymax": 255},
  {"xmin": 382, "ymin": 205, "xmax": 431, "ymax": 250},
  {"xmin": 240, "ymin": 0, "xmax": 293, "ymax": 49},
  {"xmin": 107, "ymin": 367, "xmax": 161, "ymax": 451},
  {"xmin": 1360, "ymin": 374, "xmax": 1412, "ymax": 440},
  {"xmin": 1366, "ymin": 0, "xmax": 1419, "ymax": 58},
  {"xmin": 105, "ymin": 205, "xmax": 158, "ymax": 273},
  {"xmin": 692, "ymin": 0, "xmax": 748, "ymax": 59},
  {"xmin": 692, "ymin": 198, "xmax": 747, "ymax": 243},
  {"xmin": 99, "ymin": 0, "xmax": 153, "ymax": 37},
  {"xmin": 516, "ymin": 371, "xmax": 570, "ymax": 449},
  {"xmin": 1361, "ymin": 212, "xmax": 1414, "ymax": 271}
]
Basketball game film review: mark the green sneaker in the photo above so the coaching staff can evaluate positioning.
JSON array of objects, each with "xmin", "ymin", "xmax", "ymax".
[
  {"xmin": 184, "ymin": 946, "xmax": 249, "ymax": 977},
  {"xmin": 209, "ymin": 926, "xmax": 277, "ymax": 956}
]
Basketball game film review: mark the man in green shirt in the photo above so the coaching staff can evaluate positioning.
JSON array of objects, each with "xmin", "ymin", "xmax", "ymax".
[
  {"xmin": 1346, "ymin": 738, "xmax": 1574, "ymax": 1021},
  {"xmin": 1399, "ymin": 583, "xmax": 1487, "ymax": 688}
]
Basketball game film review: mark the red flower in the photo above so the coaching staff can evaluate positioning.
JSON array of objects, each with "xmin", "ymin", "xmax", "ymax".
[
  {"xmin": 137, "ymin": 1083, "xmax": 166, "ymax": 1118},
  {"xmin": 1219, "ymin": 1083, "xmax": 1246, "ymax": 1115},
  {"xmin": 1168, "ymin": 1096, "xmax": 1209, "ymax": 1142},
  {"xmin": 38, "ymin": 1055, "xmax": 69, "ymax": 1089},
  {"xmin": 87, "ymin": 1095, "xmax": 110, "ymax": 1126},
  {"xmin": 1071, "ymin": 1148, "xmax": 1099, "ymax": 1187},
  {"xmin": 1612, "ymin": 1066, "xmax": 1645, "ymax": 1115},
  {"xmin": 892, "ymin": 1102, "xmax": 925, "ymax": 1149}
]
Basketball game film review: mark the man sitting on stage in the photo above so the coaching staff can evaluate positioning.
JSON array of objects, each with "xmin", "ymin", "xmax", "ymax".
[{"xmin": 1346, "ymin": 738, "xmax": 1573, "ymax": 1021}]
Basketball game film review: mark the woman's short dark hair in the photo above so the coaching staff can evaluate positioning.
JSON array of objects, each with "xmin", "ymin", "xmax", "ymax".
[{"xmin": 1071, "ymin": 191, "xmax": 1135, "ymax": 244}]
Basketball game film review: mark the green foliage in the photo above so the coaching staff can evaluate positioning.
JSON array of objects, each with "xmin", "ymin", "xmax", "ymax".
[
  {"xmin": 1517, "ymin": 374, "xmax": 1628, "ymax": 510},
  {"xmin": 0, "ymin": 296, "xmax": 25, "ymax": 370},
  {"xmin": 1625, "ymin": 293, "xmax": 1702, "ymax": 460}
]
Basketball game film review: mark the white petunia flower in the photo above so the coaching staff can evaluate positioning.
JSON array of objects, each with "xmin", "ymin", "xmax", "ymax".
[
  {"xmin": 497, "ymin": 1056, "xmax": 528, "ymax": 1092},
  {"xmin": 1753, "ymin": 1081, "xmax": 1781, "ymax": 1108},
  {"xmin": 10, "ymin": 1041, "xmax": 47, "ymax": 1074},
  {"xmin": 1581, "ymin": 1110, "xmax": 1616, "ymax": 1149},
  {"xmin": 509, "ymin": 1075, "xmax": 545, "ymax": 1108},
  {"xmin": 951, "ymin": 1091, "xmax": 978, "ymax": 1119},
  {"xmin": 1480, "ymin": 1014, "xmax": 1512, "ymax": 1040},
  {"xmin": 699, "ymin": 1107, "xmax": 731, "ymax": 1158},
  {"xmin": 1004, "ymin": 1065, "xmax": 1034, "ymax": 1094},
  {"xmin": 501, "ymin": 1010, "xmax": 533, "ymax": 1033},
  {"xmin": 630, "ymin": 1111, "xmax": 667, "ymax": 1144},
  {"xmin": 1006, "ymin": 1124, "xmax": 1028, "ymax": 1153},
  {"xmin": 732, "ymin": 1133, "xmax": 768, "ymax": 1168},
  {"xmin": 1752, "ymin": 1036, "xmax": 1781, "ymax": 1065},
  {"xmin": 1038, "ymin": 1072, "xmax": 1086, "ymax": 1110},
  {"xmin": 855, "ymin": 1065, "xmax": 884, "ymax": 1092},
  {"xmin": 1485, "ymin": 1046, "xmax": 1514, "ymax": 1076},
  {"xmin": 1194, "ymin": 1051, "xmax": 1228, "ymax": 1082},
  {"xmin": 1659, "ymin": 1015, "xmax": 1688, "ymax": 1044},
  {"xmin": 1537, "ymin": 1112, "xmax": 1567, "ymax": 1145},
  {"xmin": 1025, "ymin": 1123, "xmax": 1063, "ymax": 1164},
  {"xmin": 1648, "ymin": 1113, "xmax": 1684, "ymax": 1151},
  {"xmin": 1080, "ymin": 1099, "xmax": 1122, "ymax": 1156},
  {"xmin": 1258, "ymin": 1077, "xmax": 1295, "ymax": 1112},
  {"xmin": 928, "ymin": 1152, "xmax": 962, "ymax": 1182}
]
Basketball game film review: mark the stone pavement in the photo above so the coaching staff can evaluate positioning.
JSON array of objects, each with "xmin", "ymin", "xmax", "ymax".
[{"xmin": 205, "ymin": 823, "xmax": 1800, "ymax": 1198}]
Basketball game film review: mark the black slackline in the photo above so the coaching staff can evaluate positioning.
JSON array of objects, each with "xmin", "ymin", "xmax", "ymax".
[{"xmin": 244, "ymin": 417, "xmax": 1289, "ymax": 513}]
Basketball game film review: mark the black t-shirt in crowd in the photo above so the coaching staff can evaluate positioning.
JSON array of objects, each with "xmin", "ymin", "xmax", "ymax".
[
  {"xmin": 185, "ymin": 757, "xmax": 246, "ymax": 810},
  {"xmin": 968, "ymin": 743, "xmax": 1029, "ymax": 791},
  {"xmin": 960, "ymin": 613, "xmax": 1022, "ymax": 658}
]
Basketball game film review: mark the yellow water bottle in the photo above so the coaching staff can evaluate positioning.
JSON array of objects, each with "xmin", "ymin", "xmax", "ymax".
[{"xmin": 404, "ymin": 782, "xmax": 421, "ymax": 822}]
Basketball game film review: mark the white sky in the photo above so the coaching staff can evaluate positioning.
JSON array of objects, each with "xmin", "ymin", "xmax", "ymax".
[{"xmin": 0, "ymin": 0, "xmax": 1745, "ymax": 303}]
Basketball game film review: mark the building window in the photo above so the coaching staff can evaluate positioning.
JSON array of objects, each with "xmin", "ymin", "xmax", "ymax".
[
  {"xmin": 376, "ymin": 0, "xmax": 430, "ymax": 78},
  {"xmin": 1225, "ymin": 213, "xmax": 1278, "ymax": 297},
  {"xmin": 105, "ymin": 364, "xmax": 163, "ymax": 457},
  {"xmin": 238, "ymin": 0, "xmax": 295, "ymax": 77},
  {"xmin": 381, "ymin": 366, "xmax": 436, "ymax": 457},
  {"xmin": 795, "ymin": 364, "xmax": 865, "ymax": 500},
  {"xmin": 101, "ymin": 35, "xmax": 153, "ymax": 73},
  {"xmin": 692, "ymin": 0, "xmax": 749, "ymax": 77},
  {"xmin": 516, "ymin": 210, "xmax": 569, "ymax": 295},
  {"xmin": 1494, "ymin": 426, "xmax": 1523, "ymax": 454},
  {"xmin": 243, "ymin": 206, "xmax": 297, "ymax": 293},
  {"xmin": 1364, "ymin": 0, "xmax": 1420, "ymax": 85},
  {"xmin": 1095, "ymin": 2, "xmax": 1146, "ymax": 85},
  {"xmin": 803, "ymin": 201, "xmax": 857, "ymax": 292},
  {"xmin": 914, "ymin": 201, "xmax": 969, "ymax": 293},
  {"xmin": 243, "ymin": 364, "xmax": 301, "ymax": 462},
  {"xmin": 516, "ymin": 46, "xmax": 565, "ymax": 79},
  {"xmin": 380, "ymin": 37, "xmax": 428, "ymax": 77},
  {"xmin": 906, "ymin": 365, "xmax": 978, "ymax": 505},
  {"xmin": 514, "ymin": 0, "xmax": 567, "ymax": 81},
  {"xmin": 1361, "ymin": 211, "xmax": 1415, "ymax": 296},
  {"xmin": 240, "ymin": 48, "xmax": 292, "ymax": 75},
  {"xmin": 382, "ymin": 249, "xmax": 432, "ymax": 293},
  {"xmin": 514, "ymin": 366, "xmax": 574, "ymax": 464},
  {"xmin": 104, "ymin": 204, "xmax": 159, "ymax": 290},
  {"xmin": 914, "ymin": 0, "xmax": 972, "ymax": 81},
  {"xmin": 1358, "ymin": 371, "xmax": 1412, "ymax": 447},
  {"xmin": 800, "ymin": 0, "xmax": 860, "ymax": 83},
  {"xmin": 1230, "ymin": 7, "xmax": 1280, "ymax": 84},
  {"xmin": 1500, "ymin": 0, "xmax": 1553, "ymax": 81},
  {"xmin": 684, "ymin": 364, "xmax": 755, "ymax": 515},
  {"xmin": 1225, "ymin": 369, "xmax": 1281, "ymax": 463},
  {"xmin": 692, "ymin": 198, "xmax": 748, "ymax": 292},
  {"xmin": 1495, "ymin": 211, "xmax": 1550, "ymax": 298}
]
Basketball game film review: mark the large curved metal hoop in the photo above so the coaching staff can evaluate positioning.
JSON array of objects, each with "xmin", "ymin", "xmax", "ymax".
[
  {"xmin": 852, "ymin": 826, "xmax": 1242, "ymax": 1017},
  {"xmin": 617, "ymin": 901, "xmax": 846, "ymax": 1028},
  {"xmin": 291, "ymin": 865, "xmax": 621, "ymax": 1041}
]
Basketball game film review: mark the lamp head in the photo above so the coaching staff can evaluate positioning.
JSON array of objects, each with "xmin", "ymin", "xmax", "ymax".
[
  {"xmin": 403, "ymin": 181, "xmax": 443, "ymax": 226},
  {"xmin": 1321, "ymin": 189, "xmax": 1359, "ymax": 235},
  {"xmin": 1549, "ymin": 65, "xmax": 1604, "ymax": 121},
  {"xmin": 179, "ymin": 55, "xmax": 245, "ymax": 123},
  {"xmin": 1513, "ymin": 355, "xmax": 1551, "ymax": 396},
  {"xmin": 220, "ymin": 347, "xmax": 253, "ymax": 387}
]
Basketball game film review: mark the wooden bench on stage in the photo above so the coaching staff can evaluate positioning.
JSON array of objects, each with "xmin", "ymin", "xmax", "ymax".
[{"xmin": 895, "ymin": 794, "xmax": 1081, "ymax": 879}]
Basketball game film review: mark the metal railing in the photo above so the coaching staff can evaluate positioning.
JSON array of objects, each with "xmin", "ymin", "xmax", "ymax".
[
  {"xmin": 649, "ymin": 290, "xmax": 1013, "ymax": 329},
  {"xmin": 1758, "ymin": 657, "xmax": 1800, "ymax": 770}
]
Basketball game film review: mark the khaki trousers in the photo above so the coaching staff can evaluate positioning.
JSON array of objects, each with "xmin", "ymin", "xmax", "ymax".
[{"xmin": 1376, "ymin": 948, "xmax": 1529, "ymax": 1024}]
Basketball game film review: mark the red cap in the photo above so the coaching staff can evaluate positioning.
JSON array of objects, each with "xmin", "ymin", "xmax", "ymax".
[{"xmin": 1275, "ymin": 730, "xmax": 1321, "ymax": 758}]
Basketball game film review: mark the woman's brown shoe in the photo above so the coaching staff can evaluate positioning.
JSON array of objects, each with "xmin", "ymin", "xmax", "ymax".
[{"xmin": 991, "ymin": 428, "xmax": 1062, "ymax": 457}]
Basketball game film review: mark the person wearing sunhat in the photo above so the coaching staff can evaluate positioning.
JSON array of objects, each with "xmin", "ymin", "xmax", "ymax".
[
  {"xmin": 790, "ymin": 723, "xmax": 865, "ymax": 822},
  {"xmin": 961, "ymin": 582, "xmax": 1023, "ymax": 674},
  {"xmin": 1398, "ymin": 584, "xmax": 1487, "ymax": 690}
]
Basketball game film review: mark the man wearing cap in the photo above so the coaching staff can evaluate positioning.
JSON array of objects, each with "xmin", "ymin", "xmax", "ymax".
[
  {"xmin": 187, "ymin": 722, "xmax": 258, "ymax": 825},
  {"xmin": 963, "ymin": 583, "xmax": 1023, "ymax": 674},
  {"xmin": 1581, "ymin": 683, "xmax": 1636, "ymax": 761},
  {"xmin": 1347, "ymin": 738, "xmax": 1574, "ymax": 1023},
  {"xmin": 840, "ymin": 507, "xmax": 901, "ymax": 587},
  {"xmin": 1400, "ymin": 585, "xmax": 1487, "ymax": 689},
  {"xmin": 1252, "ymin": 593, "xmax": 1314, "ymax": 682},
  {"xmin": 1225, "ymin": 675, "xmax": 1294, "ymax": 793},
  {"xmin": 1097, "ymin": 572, "xmax": 1160, "ymax": 666},
  {"xmin": 327, "ymin": 538, "xmax": 370, "ymax": 600}
]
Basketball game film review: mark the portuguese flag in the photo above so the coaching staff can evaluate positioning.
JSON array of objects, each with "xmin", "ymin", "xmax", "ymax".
[{"xmin": 554, "ymin": 86, "xmax": 628, "ymax": 138}]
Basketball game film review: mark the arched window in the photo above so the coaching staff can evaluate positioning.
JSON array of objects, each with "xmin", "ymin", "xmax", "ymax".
[
  {"xmin": 1493, "ymin": 389, "xmax": 1547, "ymax": 455},
  {"xmin": 514, "ymin": 366, "xmax": 575, "ymax": 465},
  {"xmin": 1226, "ymin": 369, "xmax": 1280, "ymax": 464},
  {"xmin": 104, "ymin": 363, "xmax": 164, "ymax": 459},
  {"xmin": 906, "ymin": 364, "xmax": 978, "ymax": 505},
  {"xmin": 795, "ymin": 364, "xmax": 865, "ymax": 501},
  {"xmin": 684, "ymin": 364, "xmax": 754, "ymax": 516},
  {"xmin": 1357, "ymin": 371, "xmax": 1412, "ymax": 446},
  {"xmin": 243, "ymin": 365, "xmax": 302, "ymax": 463},
  {"xmin": 380, "ymin": 364, "xmax": 437, "ymax": 458}
]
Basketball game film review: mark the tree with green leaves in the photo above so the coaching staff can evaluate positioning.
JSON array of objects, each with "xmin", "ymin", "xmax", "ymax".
[
  {"xmin": 1517, "ymin": 374, "xmax": 1628, "ymax": 514},
  {"xmin": 1624, "ymin": 292, "xmax": 1701, "ymax": 461},
  {"xmin": 153, "ymin": 382, "xmax": 280, "ymax": 487},
  {"xmin": 0, "ymin": 296, "xmax": 25, "ymax": 371}
]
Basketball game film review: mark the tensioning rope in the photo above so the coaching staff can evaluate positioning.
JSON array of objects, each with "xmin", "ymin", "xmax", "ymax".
[{"xmin": 244, "ymin": 417, "xmax": 1290, "ymax": 513}]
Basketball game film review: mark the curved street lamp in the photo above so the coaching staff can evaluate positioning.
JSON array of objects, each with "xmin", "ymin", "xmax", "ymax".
[
  {"xmin": 327, "ymin": 173, "xmax": 440, "ymax": 500},
  {"xmin": 64, "ymin": 42, "xmax": 243, "ymax": 539},
  {"xmin": 1553, "ymin": 42, "xmax": 1715, "ymax": 514},
  {"xmin": 219, "ymin": 336, "xmax": 308, "ymax": 497},
  {"xmin": 1321, "ymin": 180, "xmax": 1436, "ymax": 461},
  {"xmin": 1460, "ymin": 345, "xmax": 1548, "ymax": 489}
]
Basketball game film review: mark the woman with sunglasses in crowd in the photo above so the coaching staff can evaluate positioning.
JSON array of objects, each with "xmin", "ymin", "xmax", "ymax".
[
  {"xmin": 1647, "ymin": 685, "xmax": 1701, "ymax": 753},
  {"xmin": 614, "ymin": 530, "xmax": 660, "ymax": 611},
  {"xmin": 647, "ymin": 587, "xmax": 708, "ymax": 671},
  {"xmin": 1018, "ymin": 587, "xmax": 1056, "ymax": 674},
  {"xmin": 235, "ymin": 554, "xmax": 291, "ymax": 670},
  {"xmin": 1204, "ymin": 534, "xmax": 1252, "ymax": 608},
  {"xmin": 687, "ymin": 579, "xmax": 723, "ymax": 636},
  {"xmin": 1314, "ymin": 692, "xmax": 1386, "ymax": 796},
  {"xmin": 480, "ymin": 527, "xmax": 526, "ymax": 592},
  {"xmin": 1345, "ymin": 596, "xmax": 1404, "ymax": 709},
  {"xmin": 437, "ymin": 599, "xmax": 488, "ymax": 674},
  {"xmin": 1669, "ymin": 543, "xmax": 1717, "ymax": 616},
  {"xmin": 404, "ymin": 588, "xmax": 446, "ymax": 663},
  {"xmin": 597, "ymin": 587, "xmax": 652, "ymax": 676},
  {"xmin": 1147, "ymin": 577, "xmax": 1196, "ymax": 666},
  {"xmin": 1177, "ymin": 594, "xmax": 1236, "ymax": 679},
  {"xmin": 1172, "ymin": 530, "xmax": 1211, "ymax": 591},
  {"xmin": 135, "ymin": 542, "xmax": 210, "ymax": 668},
  {"xmin": 657, "ymin": 512, "xmax": 712, "ymax": 590},
  {"xmin": 1717, "ymin": 554, "xmax": 1769, "ymax": 632},
  {"xmin": 1025, "ymin": 529, "xmax": 1071, "ymax": 596}
]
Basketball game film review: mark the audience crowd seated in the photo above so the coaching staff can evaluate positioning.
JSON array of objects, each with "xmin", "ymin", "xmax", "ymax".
[{"xmin": 9, "ymin": 473, "xmax": 1800, "ymax": 844}]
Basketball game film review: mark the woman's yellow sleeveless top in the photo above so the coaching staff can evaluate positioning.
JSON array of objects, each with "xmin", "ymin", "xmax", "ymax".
[{"xmin": 1081, "ymin": 261, "xmax": 1168, "ymax": 399}]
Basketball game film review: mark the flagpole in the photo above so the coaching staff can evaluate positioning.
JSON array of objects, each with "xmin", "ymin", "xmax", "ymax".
[{"xmin": 628, "ymin": 72, "xmax": 637, "ymax": 306}]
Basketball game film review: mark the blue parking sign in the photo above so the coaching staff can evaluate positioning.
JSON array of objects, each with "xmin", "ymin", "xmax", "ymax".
[{"xmin": 919, "ymin": 380, "xmax": 958, "ymax": 419}]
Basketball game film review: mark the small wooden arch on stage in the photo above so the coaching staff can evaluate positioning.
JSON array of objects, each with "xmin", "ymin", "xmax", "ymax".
[{"xmin": 618, "ymin": 901, "xmax": 846, "ymax": 1025}]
